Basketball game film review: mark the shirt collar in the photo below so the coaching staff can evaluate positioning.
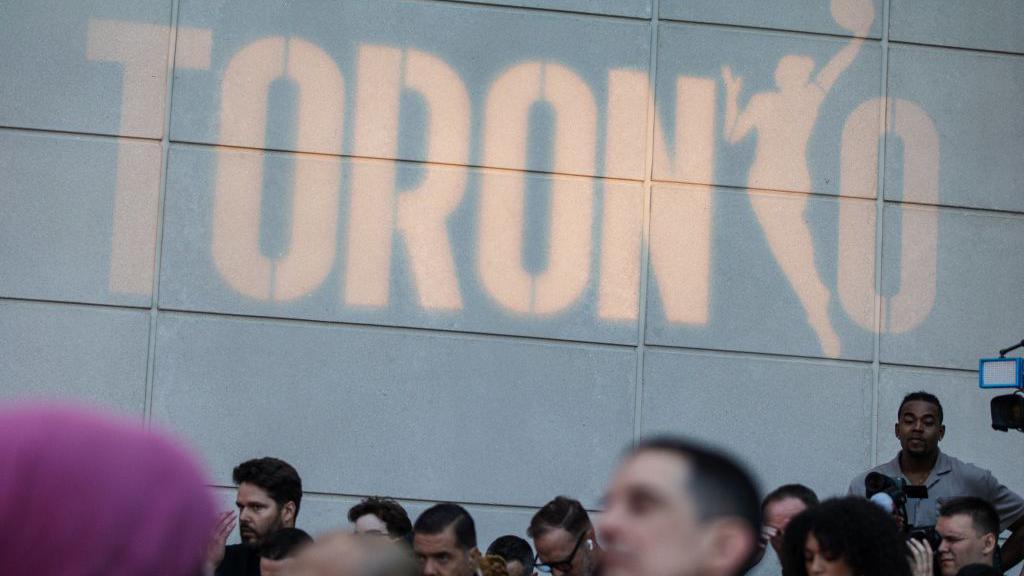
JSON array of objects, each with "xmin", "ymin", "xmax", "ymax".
[{"xmin": 887, "ymin": 450, "xmax": 951, "ymax": 484}]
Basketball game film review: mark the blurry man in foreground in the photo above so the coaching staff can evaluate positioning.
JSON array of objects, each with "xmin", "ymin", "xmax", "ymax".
[
  {"xmin": 286, "ymin": 532, "xmax": 417, "ymax": 576},
  {"xmin": 598, "ymin": 437, "xmax": 760, "ymax": 576}
]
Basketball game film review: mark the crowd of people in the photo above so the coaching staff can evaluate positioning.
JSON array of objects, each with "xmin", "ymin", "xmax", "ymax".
[{"xmin": 0, "ymin": 391, "xmax": 1020, "ymax": 576}]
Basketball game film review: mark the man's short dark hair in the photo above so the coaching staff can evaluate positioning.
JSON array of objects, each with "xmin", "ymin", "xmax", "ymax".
[
  {"xmin": 348, "ymin": 496, "xmax": 413, "ymax": 539},
  {"xmin": 940, "ymin": 497, "xmax": 1000, "ymax": 536},
  {"xmin": 898, "ymin": 391, "xmax": 944, "ymax": 423},
  {"xmin": 259, "ymin": 527, "xmax": 313, "ymax": 560},
  {"xmin": 487, "ymin": 535, "xmax": 535, "ymax": 574},
  {"xmin": 233, "ymin": 457, "xmax": 303, "ymax": 515},
  {"xmin": 528, "ymin": 496, "xmax": 592, "ymax": 539},
  {"xmin": 762, "ymin": 483, "xmax": 819, "ymax": 514},
  {"xmin": 633, "ymin": 437, "xmax": 761, "ymax": 532},
  {"xmin": 414, "ymin": 503, "xmax": 477, "ymax": 550}
]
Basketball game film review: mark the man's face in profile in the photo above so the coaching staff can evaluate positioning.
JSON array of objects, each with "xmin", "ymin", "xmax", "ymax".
[
  {"xmin": 534, "ymin": 527, "xmax": 592, "ymax": 576},
  {"xmin": 762, "ymin": 497, "xmax": 807, "ymax": 557},
  {"xmin": 895, "ymin": 400, "xmax": 944, "ymax": 457},
  {"xmin": 597, "ymin": 450, "xmax": 706, "ymax": 576}
]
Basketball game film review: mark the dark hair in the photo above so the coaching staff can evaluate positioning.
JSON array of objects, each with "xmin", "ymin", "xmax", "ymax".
[
  {"xmin": 414, "ymin": 503, "xmax": 477, "ymax": 550},
  {"xmin": 781, "ymin": 497, "xmax": 911, "ymax": 576},
  {"xmin": 762, "ymin": 484, "xmax": 819, "ymax": 514},
  {"xmin": 956, "ymin": 564, "xmax": 1002, "ymax": 576},
  {"xmin": 634, "ymin": 437, "xmax": 761, "ymax": 530},
  {"xmin": 487, "ymin": 535, "xmax": 535, "ymax": 574},
  {"xmin": 259, "ymin": 527, "xmax": 313, "ymax": 560},
  {"xmin": 233, "ymin": 457, "xmax": 303, "ymax": 515},
  {"xmin": 528, "ymin": 496, "xmax": 592, "ymax": 539},
  {"xmin": 940, "ymin": 497, "xmax": 1000, "ymax": 536},
  {"xmin": 898, "ymin": 391, "xmax": 943, "ymax": 423},
  {"xmin": 348, "ymin": 496, "xmax": 413, "ymax": 539}
]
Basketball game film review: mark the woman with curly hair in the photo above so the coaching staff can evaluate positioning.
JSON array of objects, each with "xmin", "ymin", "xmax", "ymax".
[{"xmin": 781, "ymin": 496, "xmax": 912, "ymax": 576}]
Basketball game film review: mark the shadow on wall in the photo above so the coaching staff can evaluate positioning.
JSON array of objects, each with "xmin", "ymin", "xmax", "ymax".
[{"xmin": 85, "ymin": 0, "xmax": 937, "ymax": 358}]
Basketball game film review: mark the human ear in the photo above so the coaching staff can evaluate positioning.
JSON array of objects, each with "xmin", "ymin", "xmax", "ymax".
[
  {"xmin": 701, "ymin": 519, "xmax": 756, "ymax": 576},
  {"xmin": 282, "ymin": 501, "xmax": 297, "ymax": 526},
  {"xmin": 981, "ymin": 533, "xmax": 997, "ymax": 556}
]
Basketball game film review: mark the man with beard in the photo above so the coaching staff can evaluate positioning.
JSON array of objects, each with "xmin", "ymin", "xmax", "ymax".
[{"xmin": 206, "ymin": 457, "xmax": 304, "ymax": 576}]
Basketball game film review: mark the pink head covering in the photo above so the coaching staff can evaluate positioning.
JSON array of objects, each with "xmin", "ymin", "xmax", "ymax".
[{"xmin": 0, "ymin": 403, "xmax": 216, "ymax": 576}]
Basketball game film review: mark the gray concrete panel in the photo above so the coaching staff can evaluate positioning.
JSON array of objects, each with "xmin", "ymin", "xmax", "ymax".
[
  {"xmin": 0, "ymin": 300, "xmax": 149, "ymax": 414},
  {"xmin": 170, "ymin": 0, "xmax": 650, "ymax": 179},
  {"xmin": 434, "ymin": 0, "xmax": 650, "ymax": 19},
  {"xmin": 886, "ymin": 46, "xmax": 1024, "ymax": 212},
  {"xmin": 645, "ymin": 185, "xmax": 876, "ymax": 361},
  {"xmin": 890, "ymin": 0, "xmax": 1024, "ymax": 54},
  {"xmin": 0, "ymin": 0, "xmax": 172, "ymax": 137},
  {"xmin": 661, "ymin": 0, "xmax": 883, "ymax": 38},
  {"xmin": 0, "ymin": 130, "xmax": 159, "ymax": 307},
  {"xmin": 160, "ymin": 145, "xmax": 643, "ymax": 344},
  {"xmin": 642, "ymin": 348, "xmax": 873, "ymax": 500},
  {"xmin": 151, "ymin": 312, "xmax": 635, "ymax": 508},
  {"xmin": 876, "ymin": 367, "xmax": 1024, "ymax": 500},
  {"xmin": 653, "ymin": 23, "xmax": 882, "ymax": 196},
  {"xmin": 879, "ymin": 205, "xmax": 1024, "ymax": 371}
]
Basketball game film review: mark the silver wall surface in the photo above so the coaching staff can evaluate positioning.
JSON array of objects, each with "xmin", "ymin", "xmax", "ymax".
[{"xmin": 2, "ymin": 1, "xmax": 1022, "ymax": 571}]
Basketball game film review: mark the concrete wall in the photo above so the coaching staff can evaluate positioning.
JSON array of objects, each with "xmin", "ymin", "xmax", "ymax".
[{"xmin": 2, "ymin": 0, "xmax": 1022, "ymax": 571}]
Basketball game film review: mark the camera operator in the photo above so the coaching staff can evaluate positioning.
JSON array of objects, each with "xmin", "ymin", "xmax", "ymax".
[{"xmin": 848, "ymin": 392, "xmax": 1024, "ymax": 571}]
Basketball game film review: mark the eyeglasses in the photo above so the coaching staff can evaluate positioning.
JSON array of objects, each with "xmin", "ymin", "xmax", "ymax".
[{"xmin": 534, "ymin": 532, "xmax": 587, "ymax": 574}]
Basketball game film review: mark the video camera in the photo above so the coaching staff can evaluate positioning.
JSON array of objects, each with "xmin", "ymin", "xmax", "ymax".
[
  {"xmin": 979, "ymin": 338, "xmax": 1024, "ymax": 432},
  {"xmin": 864, "ymin": 472, "xmax": 941, "ymax": 548}
]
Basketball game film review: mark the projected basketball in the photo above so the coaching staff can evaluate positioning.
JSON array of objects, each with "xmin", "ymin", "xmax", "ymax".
[{"xmin": 831, "ymin": 0, "xmax": 874, "ymax": 34}]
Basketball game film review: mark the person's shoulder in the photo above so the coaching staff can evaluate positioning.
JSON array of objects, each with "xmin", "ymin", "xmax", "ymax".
[
  {"xmin": 849, "ymin": 460, "xmax": 893, "ymax": 494},
  {"xmin": 217, "ymin": 544, "xmax": 259, "ymax": 576},
  {"xmin": 223, "ymin": 543, "xmax": 256, "ymax": 561},
  {"xmin": 943, "ymin": 453, "xmax": 994, "ymax": 478}
]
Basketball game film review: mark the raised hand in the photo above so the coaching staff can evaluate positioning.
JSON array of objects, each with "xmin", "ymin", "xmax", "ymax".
[
  {"xmin": 205, "ymin": 510, "xmax": 237, "ymax": 573},
  {"xmin": 906, "ymin": 537, "xmax": 933, "ymax": 576},
  {"xmin": 721, "ymin": 65, "xmax": 743, "ymax": 96}
]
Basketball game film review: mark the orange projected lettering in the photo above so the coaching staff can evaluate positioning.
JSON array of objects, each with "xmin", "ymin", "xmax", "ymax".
[
  {"xmin": 838, "ymin": 98, "xmax": 938, "ymax": 334},
  {"xmin": 345, "ymin": 47, "xmax": 469, "ymax": 310},
  {"xmin": 87, "ymin": 19, "xmax": 170, "ymax": 297},
  {"xmin": 212, "ymin": 37, "xmax": 343, "ymax": 301},
  {"xmin": 597, "ymin": 183, "xmax": 642, "ymax": 322},
  {"xmin": 649, "ymin": 77, "xmax": 717, "ymax": 325},
  {"xmin": 597, "ymin": 70, "xmax": 647, "ymax": 321},
  {"xmin": 85, "ymin": 10, "xmax": 944, "ymax": 337},
  {"xmin": 479, "ymin": 62, "xmax": 597, "ymax": 315}
]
